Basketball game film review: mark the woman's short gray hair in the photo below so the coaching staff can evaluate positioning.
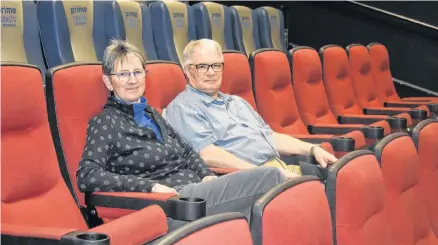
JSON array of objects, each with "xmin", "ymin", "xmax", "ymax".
[{"xmin": 102, "ymin": 39, "xmax": 146, "ymax": 76}]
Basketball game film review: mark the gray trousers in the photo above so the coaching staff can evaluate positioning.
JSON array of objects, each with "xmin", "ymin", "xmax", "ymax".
[{"xmin": 168, "ymin": 166, "xmax": 286, "ymax": 230}]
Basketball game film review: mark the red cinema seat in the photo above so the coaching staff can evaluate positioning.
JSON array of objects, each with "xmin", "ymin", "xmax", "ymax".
[
  {"xmin": 368, "ymin": 42, "xmax": 438, "ymax": 103},
  {"xmin": 326, "ymin": 150, "xmax": 391, "ymax": 245},
  {"xmin": 320, "ymin": 44, "xmax": 413, "ymax": 133},
  {"xmin": 1, "ymin": 63, "xmax": 168, "ymax": 244},
  {"xmin": 221, "ymin": 50, "xmax": 257, "ymax": 109},
  {"xmin": 251, "ymin": 176, "xmax": 333, "ymax": 245},
  {"xmin": 347, "ymin": 43, "xmax": 430, "ymax": 125},
  {"xmin": 44, "ymin": 62, "xmax": 204, "ymax": 224},
  {"xmin": 373, "ymin": 133, "xmax": 438, "ymax": 245},
  {"xmin": 244, "ymin": 49, "xmax": 363, "ymax": 158},
  {"xmin": 367, "ymin": 43, "xmax": 437, "ymax": 117},
  {"xmin": 155, "ymin": 213, "xmax": 253, "ymax": 245},
  {"xmin": 289, "ymin": 47, "xmax": 383, "ymax": 147},
  {"xmin": 412, "ymin": 119, "xmax": 438, "ymax": 237},
  {"xmin": 144, "ymin": 60, "xmax": 187, "ymax": 114}
]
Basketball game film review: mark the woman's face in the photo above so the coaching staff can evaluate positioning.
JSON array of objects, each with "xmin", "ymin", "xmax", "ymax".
[{"xmin": 104, "ymin": 53, "xmax": 146, "ymax": 103}]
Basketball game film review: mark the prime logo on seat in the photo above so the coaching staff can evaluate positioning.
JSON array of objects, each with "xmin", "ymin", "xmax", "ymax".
[
  {"xmin": 125, "ymin": 11, "xmax": 138, "ymax": 28},
  {"xmin": 1, "ymin": 5, "xmax": 17, "ymax": 27},
  {"xmin": 241, "ymin": 16, "xmax": 250, "ymax": 30},
  {"xmin": 70, "ymin": 6, "xmax": 87, "ymax": 26},
  {"xmin": 173, "ymin": 12, "xmax": 185, "ymax": 28},
  {"xmin": 211, "ymin": 12, "xmax": 221, "ymax": 28}
]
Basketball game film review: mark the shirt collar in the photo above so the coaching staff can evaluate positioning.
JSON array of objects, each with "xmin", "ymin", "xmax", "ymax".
[
  {"xmin": 106, "ymin": 95, "xmax": 149, "ymax": 117},
  {"xmin": 186, "ymin": 85, "xmax": 231, "ymax": 105}
]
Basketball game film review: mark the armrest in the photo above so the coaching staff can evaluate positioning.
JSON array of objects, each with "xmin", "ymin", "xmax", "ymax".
[
  {"xmin": 337, "ymin": 115, "xmax": 387, "ymax": 124},
  {"xmin": 384, "ymin": 101, "xmax": 425, "ymax": 108},
  {"xmin": 338, "ymin": 114, "xmax": 408, "ymax": 130},
  {"xmin": 210, "ymin": 168, "xmax": 240, "ymax": 174},
  {"xmin": 308, "ymin": 124, "xmax": 384, "ymax": 139},
  {"xmin": 308, "ymin": 124, "xmax": 364, "ymax": 135},
  {"xmin": 291, "ymin": 134, "xmax": 355, "ymax": 152},
  {"xmin": 427, "ymin": 103, "xmax": 438, "ymax": 113},
  {"xmin": 364, "ymin": 107, "xmax": 427, "ymax": 120},
  {"xmin": 87, "ymin": 192, "xmax": 205, "ymax": 221},
  {"xmin": 1, "ymin": 223, "xmax": 77, "ymax": 244},
  {"xmin": 89, "ymin": 205, "xmax": 167, "ymax": 245}
]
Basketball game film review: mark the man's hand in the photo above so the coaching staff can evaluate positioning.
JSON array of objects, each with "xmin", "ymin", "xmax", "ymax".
[
  {"xmin": 313, "ymin": 147, "xmax": 338, "ymax": 168},
  {"xmin": 202, "ymin": 176, "xmax": 218, "ymax": 182},
  {"xmin": 151, "ymin": 183, "xmax": 178, "ymax": 194},
  {"xmin": 280, "ymin": 169, "xmax": 300, "ymax": 179}
]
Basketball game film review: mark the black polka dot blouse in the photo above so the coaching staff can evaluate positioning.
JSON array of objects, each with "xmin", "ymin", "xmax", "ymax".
[{"xmin": 77, "ymin": 96, "xmax": 216, "ymax": 193}]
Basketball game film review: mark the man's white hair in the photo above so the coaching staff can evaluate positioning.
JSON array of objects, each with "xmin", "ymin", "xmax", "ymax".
[{"xmin": 182, "ymin": 39, "xmax": 223, "ymax": 70}]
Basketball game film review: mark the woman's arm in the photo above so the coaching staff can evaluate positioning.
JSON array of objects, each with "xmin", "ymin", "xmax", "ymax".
[{"xmin": 77, "ymin": 114, "xmax": 158, "ymax": 193}]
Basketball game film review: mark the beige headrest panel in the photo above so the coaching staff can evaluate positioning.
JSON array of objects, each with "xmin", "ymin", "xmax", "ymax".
[
  {"xmin": 263, "ymin": 7, "xmax": 282, "ymax": 50},
  {"xmin": 165, "ymin": 2, "xmax": 189, "ymax": 63},
  {"xmin": 63, "ymin": 0, "xmax": 98, "ymax": 61},
  {"xmin": 117, "ymin": 0, "xmax": 148, "ymax": 60},
  {"xmin": 203, "ymin": 2, "xmax": 226, "ymax": 49},
  {"xmin": 232, "ymin": 6, "xmax": 255, "ymax": 56},
  {"xmin": 1, "ymin": 1, "xmax": 28, "ymax": 63}
]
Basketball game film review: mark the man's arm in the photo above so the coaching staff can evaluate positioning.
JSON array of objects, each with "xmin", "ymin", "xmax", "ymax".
[
  {"xmin": 200, "ymin": 145, "xmax": 257, "ymax": 169},
  {"xmin": 272, "ymin": 132, "xmax": 337, "ymax": 167},
  {"xmin": 272, "ymin": 132, "xmax": 313, "ymax": 156}
]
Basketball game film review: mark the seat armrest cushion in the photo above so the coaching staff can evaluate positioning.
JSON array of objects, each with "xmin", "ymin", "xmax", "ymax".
[
  {"xmin": 90, "ymin": 205, "xmax": 168, "ymax": 245},
  {"xmin": 1, "ymin": 223, "xmax": 77, "ymax": 243}
]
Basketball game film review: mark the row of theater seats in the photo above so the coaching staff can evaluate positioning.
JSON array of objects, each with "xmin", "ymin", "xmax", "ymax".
[
  {"xmin": 1, "ymin": 0, "xmax": 286, "ymax": 78},
  {"xmin": 2, "ymin": 52, "xmax": 438, "ymax": 244}
]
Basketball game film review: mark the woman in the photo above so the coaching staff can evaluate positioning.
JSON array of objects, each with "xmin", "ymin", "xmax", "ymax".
[{"xmin": 77, "ymin": 39, "xmax": 286, "ymax": 224}]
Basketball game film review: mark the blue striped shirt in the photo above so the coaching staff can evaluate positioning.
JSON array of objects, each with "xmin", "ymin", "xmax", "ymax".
[{"xmin": 163, "ymin": 85, "xmax": 279, "ymax": 165}]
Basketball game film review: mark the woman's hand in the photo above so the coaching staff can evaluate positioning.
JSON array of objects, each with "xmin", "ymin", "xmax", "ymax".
[
  {"xmin": 202, "ymin": 176, "xmax": 218, "ymax": 182},
  {"xmin": 151, "ymin": 183, "xmax": 178, "ymax": 194}
]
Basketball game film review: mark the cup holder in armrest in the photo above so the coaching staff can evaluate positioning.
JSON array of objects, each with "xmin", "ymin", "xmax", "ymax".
[
  {"xmin": 386, "ymin": 117, "xmax": 407, "ymax": 129},
  {"xmin": 408, "ymin": 109, "xmax": 427, "ymax": 120},
  {"xmin": 427, "ymin": 103, "xmax": 438, "ymax": 113},
  {"xmin": 61, "ymin": 232, "xmax": 109, "ymax": 245},
  {"xmin": 167, "ymin": 197, "xmax": 206, "ymax": 221},
  {"xmin": 360, "ymin": 126, "xmax": 384, "ymax": 139},
  {"xmin": 329, "ymin": 137, "xmax": 355, "ymax": 152}
]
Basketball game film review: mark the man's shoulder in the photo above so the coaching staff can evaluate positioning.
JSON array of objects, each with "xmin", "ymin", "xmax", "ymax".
[{"xmin": 167, "ymin": 89, "xmax": 206, "ymax": 113}]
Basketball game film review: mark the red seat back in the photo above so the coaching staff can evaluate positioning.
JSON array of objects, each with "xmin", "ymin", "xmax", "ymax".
[
  {"xmin": 144, "ymin": 61, "xmax": 186, "ymax": 114},
  {"xmin": 346, "ymin": 44, "xmax": 385, "ymax": 108},
  {"xmin": 251, "ymin": 176, "xmax": 333, "ymax": 245},
  {"xmin": 374, "ymin": 133, "xmax": 438, "ymax": 245},
  {"xmin": 155, "ymin": 213, "xmax": 253, "ymax": 245},
  {"xmin": 367, "ymin": 43, "xmax": 401, "ymax": 102},
  {"xmin": 46, "ymin": 63, "xmax": 109, "ymax": 208},
  {"xmin": 412, "ymin": 120, "xmax": 438, "ymax": 237},
  {"xmin": 289, "ymin": 47, "xmax": 338, "ymax": 126},
  {"xmin": 221, "ymin": 51, "xmax": 257, "ymax": 110},
  {"xmin": 249, "ymin": 49, "xmax": 309, "ymax": 135},
  {"xmin": 1, "ymin": 63, "xmax": 87, "ymax": 229},
  {"xmin": 320, "ymin": 45, "xmax": 364, "ymax": 116},
  {"xmin": 326, "ymin": 151, "xmax": 391, "ymax": 245}
]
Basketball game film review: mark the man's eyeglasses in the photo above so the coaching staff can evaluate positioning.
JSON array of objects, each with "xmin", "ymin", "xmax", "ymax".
[
  {"xmin": 110, "ymin": 70, "xmax": 148, "ymax": 82},
  {"xmin": 190, "ymin": 63, "xmax": 224, "ymax": 73}
]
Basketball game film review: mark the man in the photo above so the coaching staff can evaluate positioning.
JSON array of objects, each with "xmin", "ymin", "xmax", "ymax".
[{"xmin": 164, "ymin": 39, "xmax": 337, "ymax": 179}]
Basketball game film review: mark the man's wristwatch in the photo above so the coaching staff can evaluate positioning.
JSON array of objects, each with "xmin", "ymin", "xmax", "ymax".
[{"xmin": 309, "ymin": 144, "xmax": 321, "ymax": 157}]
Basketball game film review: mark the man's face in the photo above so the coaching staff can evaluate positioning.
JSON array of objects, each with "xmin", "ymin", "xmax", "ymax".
[{"xmin": 186, "ymin": 45, "xmax": 224, "ymax": 97}]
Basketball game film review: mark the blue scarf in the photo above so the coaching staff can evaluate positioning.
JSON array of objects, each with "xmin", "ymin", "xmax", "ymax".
[{"xmin": 115, "ymin": 96, "xmax": 163, "ymax": 142}]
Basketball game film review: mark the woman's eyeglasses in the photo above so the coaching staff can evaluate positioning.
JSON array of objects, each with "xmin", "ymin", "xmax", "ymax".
[{"xmin": 110, "ymin": 70, "xmax": 149, "ymax": 82}]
